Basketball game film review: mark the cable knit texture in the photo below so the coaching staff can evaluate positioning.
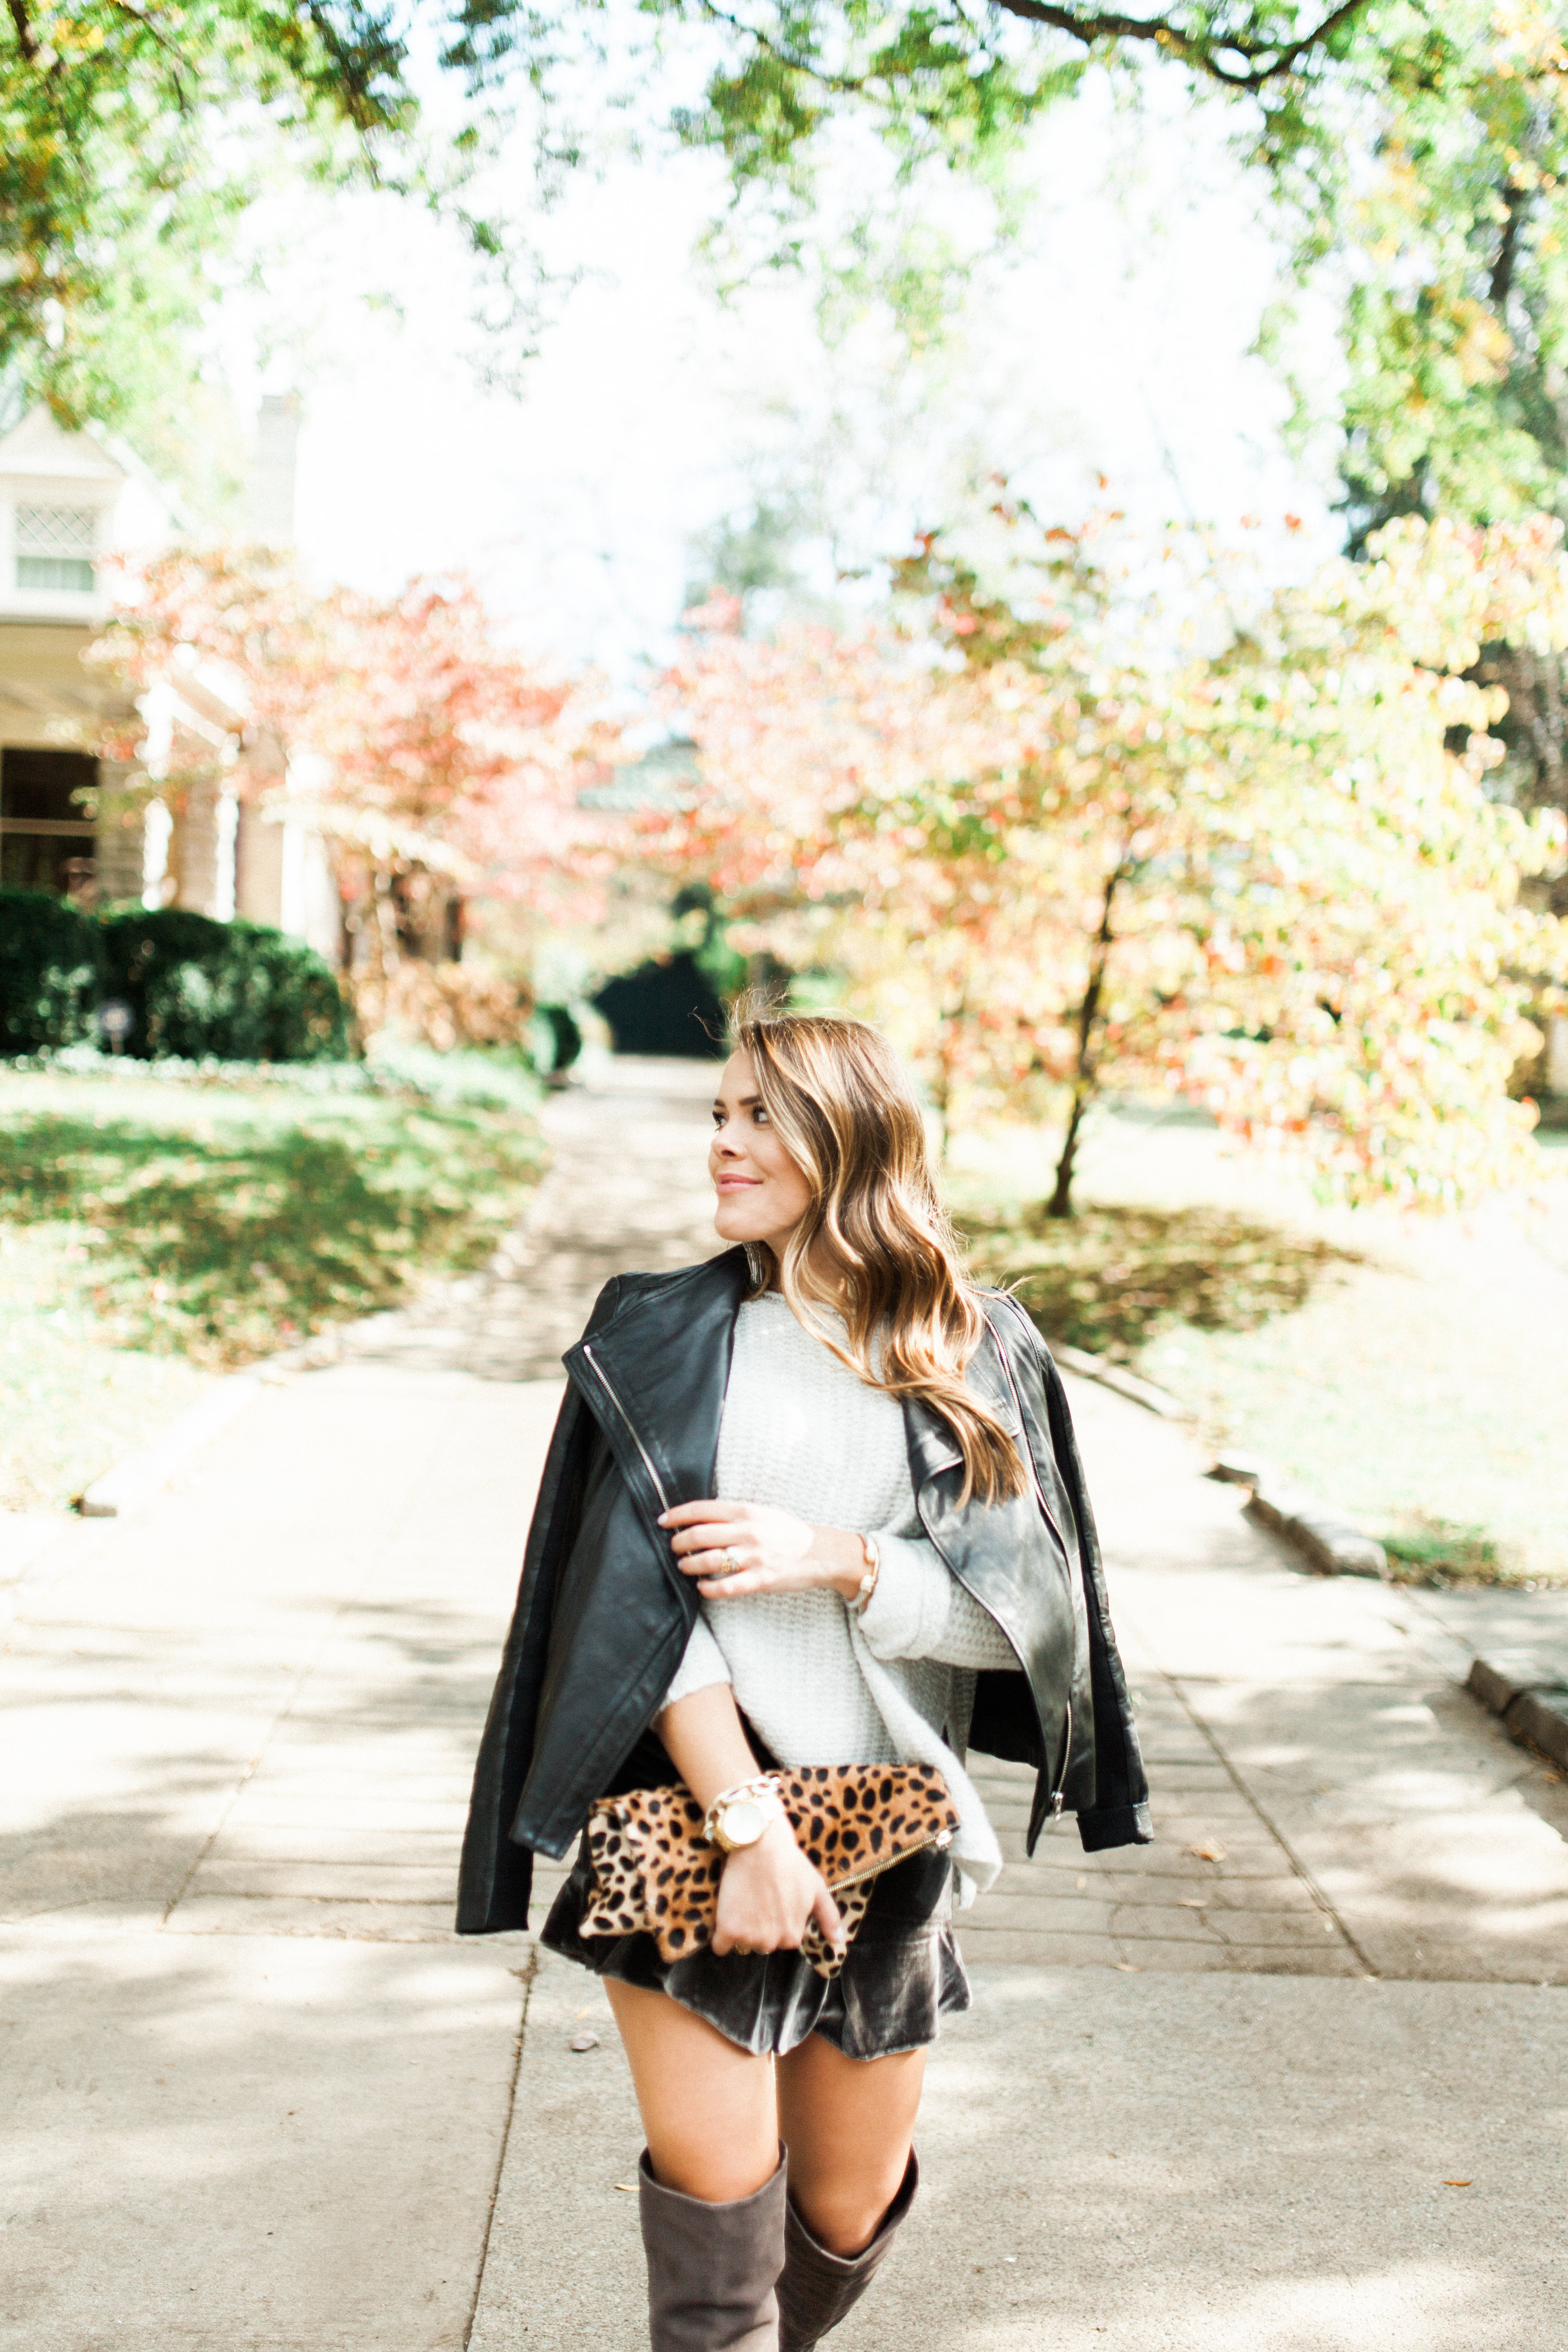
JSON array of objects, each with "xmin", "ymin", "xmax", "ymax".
[{"xmin": 661, "ymin": 1292, "xmax": 1019, "ymax": 1893}]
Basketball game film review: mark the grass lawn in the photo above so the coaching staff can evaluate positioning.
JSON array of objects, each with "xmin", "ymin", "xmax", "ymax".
[
  {"xmin": 0, "ymin": 1064, "xmax": 546, "ymax": 1513},
  {"xmin": 950, "ymin": 1107, "xmax": 1568, "ymax": 1587}
]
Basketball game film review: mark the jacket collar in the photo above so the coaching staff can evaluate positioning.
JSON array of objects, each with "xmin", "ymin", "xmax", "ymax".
[
  {"xmin": 563, "ymin": 1247, "xmax": 751, "ymax": 1515},
  {"xmin": 566, "ymin": 1248, "xmax": 1023, "ymax": 1512}
]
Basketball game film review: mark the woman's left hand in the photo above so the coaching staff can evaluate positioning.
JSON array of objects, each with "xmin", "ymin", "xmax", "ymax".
[{"xmin": 658, "ymin": 1499, "xmax": 863, "ymax": 1601}]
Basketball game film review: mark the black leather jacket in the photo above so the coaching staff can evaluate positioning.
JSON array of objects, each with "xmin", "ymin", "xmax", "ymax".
[{"xmin": 457, "ymin": 1247, "xmax": 1151, "ymax": 1935}]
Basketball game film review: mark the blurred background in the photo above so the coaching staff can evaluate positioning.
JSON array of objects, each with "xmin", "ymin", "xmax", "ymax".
[{"xmin": 2, "ymin": 0, "xmax": 1566, "ymax": 1584}]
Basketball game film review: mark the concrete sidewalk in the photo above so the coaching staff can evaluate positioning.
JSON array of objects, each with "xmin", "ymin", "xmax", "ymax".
[
  {"xmin": 4, "ymin": 1060, "xmax": 1566, "ymax": 2351},
  {"xmin": 476, "ymin": 1953, "xmax": 1568, "ymax": 2352}
]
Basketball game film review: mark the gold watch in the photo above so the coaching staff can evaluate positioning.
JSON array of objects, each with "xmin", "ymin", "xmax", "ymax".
[{"xmin": 703, "ymin": 1776, "xmax": 785, "ymax": 1853}]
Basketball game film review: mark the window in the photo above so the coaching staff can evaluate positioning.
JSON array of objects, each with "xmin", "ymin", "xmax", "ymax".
[
  {"xmin": 0, "ymin": 748, "xmax": 99, "ymax": 896},
  {"xmin": 15, "ymin": 502, "xmax": 98, "ymax": 593}
]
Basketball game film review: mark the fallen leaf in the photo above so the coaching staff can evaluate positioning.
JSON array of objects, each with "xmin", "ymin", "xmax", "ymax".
[
  {"xmin": 1112, "ymin": 1962, "xmax": 1141, "ymax": 1972},
  {"xmin": 1178, "ymin": 1897, "xmax": 1205, "ymax": 1909},
  {"xmin": 1443, "ymin": 2180, "xmax": 1472, "ymax": 2188},
  {"xmin": 569, "ymin": 2030, "xmax": 600, "ymax": 2052},
  {"xmin": 614, "ymin": 2182, "xmax": 636, "ymax": 2193},
  {"xmin": 1189, "ymin": 1841, "xmax": 1228, "ymax": 1863}
]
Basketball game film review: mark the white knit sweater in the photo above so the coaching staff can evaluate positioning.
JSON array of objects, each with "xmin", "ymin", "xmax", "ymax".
[{"xmin": 661, "ymin": 1291, "xmax": 1019, "ymax": 1895}]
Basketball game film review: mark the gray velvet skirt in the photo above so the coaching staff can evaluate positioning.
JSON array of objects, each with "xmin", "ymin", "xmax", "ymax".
[{"xmin": 541, "ymin": 1841, "xmax": 969, "ymax": 2060}]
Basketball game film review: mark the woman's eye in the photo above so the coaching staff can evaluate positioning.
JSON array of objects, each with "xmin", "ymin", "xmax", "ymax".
[{"xmin": 751, "ymin": 1107, "xmax": 770, "ymax": 1124}]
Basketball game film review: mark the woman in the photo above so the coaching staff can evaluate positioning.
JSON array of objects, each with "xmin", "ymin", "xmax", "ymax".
[{"xmin": 459, "ymin": 1008, "xmax": 1149, "ymax": 2351}]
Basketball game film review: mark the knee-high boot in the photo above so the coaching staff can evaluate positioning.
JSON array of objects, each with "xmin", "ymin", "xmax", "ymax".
[
  {"xmin": 777, "ymin": 2151, "xmax": 919, "ymax": 2351},
  {"xmin": 638, "ymin": 2147, "xmax": 788, "ymax": 2352}
]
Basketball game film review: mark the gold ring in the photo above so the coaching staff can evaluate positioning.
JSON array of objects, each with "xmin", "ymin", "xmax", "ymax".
[
  {"xmin": 720, "ymin": 1551, "xmax": 741, "ymax": 1576},
  {"xmin": 733, "ymin": 1943, "xmax": 752, "ymax": 1957}
]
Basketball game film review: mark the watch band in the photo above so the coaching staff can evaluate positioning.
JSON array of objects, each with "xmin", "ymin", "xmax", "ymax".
[
  {"xmin": 702, "ymin": 1774, "xmax": 784, "ymax": 1851},
  {"xmin": 852, "ymin": 1532, "xmax": 881, "ymax": 1614}
]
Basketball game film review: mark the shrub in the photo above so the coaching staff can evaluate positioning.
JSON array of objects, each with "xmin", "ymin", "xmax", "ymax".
[
  {"xmin": 531, "ymin": 1003, "xmax": 583, "ymax": 1074},
  {"xmin": 99, "ymin": 909, "xmax": 353, "ymax": 1062},
  {"xmin": 352, "ymin": 956, "xmax": 533, "ymax": 1050},
  {"xmin": 0, "ymin": 890, "xmax": 105, "ymax": 1054}
]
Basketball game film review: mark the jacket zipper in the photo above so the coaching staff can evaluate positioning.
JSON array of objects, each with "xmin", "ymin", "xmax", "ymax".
[
  {"xmin": 580, "ymin": 1344, "xmax": 672, "ymax": 1514},
  {"xmin": 1049, "ymin": 1700, "xmax": 1072, "ymax": 1821},
  {"xmin": 987, "ymin": 1315, "xmax": 1076, "ymax": 1825}
]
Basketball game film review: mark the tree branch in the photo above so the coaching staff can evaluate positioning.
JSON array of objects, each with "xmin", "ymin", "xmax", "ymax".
[
  {"xmin": 103, "ymin": 0, "xmax": 194, "ymax": 105},
  {"xmin": 1490, "ymin": 178, "xmax": 1530, "ymax": 315},
  {"xmin": 695, "ymin": 0, "xmax": 1375, "ymax": 111},
  {"xmin": 6, "ymin": 0, "xmax": 38, "ymax": 64},
  {"xmin": 985, "ymin": 0, "xmax": 1374, "ymax": 92}
]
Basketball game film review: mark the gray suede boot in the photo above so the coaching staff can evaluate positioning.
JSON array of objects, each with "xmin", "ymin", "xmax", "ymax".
[
  {"xmin": 777, "ymin": 2151, "xmax": 919, "ymax": 2351},
  {"xmin": 638, "ymin": 2147, "xmax": 788, "ymax": 2352}
]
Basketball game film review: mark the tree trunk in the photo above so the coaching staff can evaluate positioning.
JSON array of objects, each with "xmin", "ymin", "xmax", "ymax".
[
  {"xmin": 1047, "ymin": 1087, "xmax": 1089, "ymax": 1219},
  {"xmin": 1047, "ymin": 857, "xmax": 1125, "ymax": 1219}
]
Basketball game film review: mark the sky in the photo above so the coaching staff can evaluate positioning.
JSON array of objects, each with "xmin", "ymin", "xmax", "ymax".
[{"xmin": 218, "ymin": 64, "xmax": 1346, "ymax": 686}]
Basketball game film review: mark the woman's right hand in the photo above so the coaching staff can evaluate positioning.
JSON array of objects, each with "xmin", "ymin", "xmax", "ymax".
[{"xmin": 712, "ymin": 1817, "xmax": 844, "ymax": 1957}]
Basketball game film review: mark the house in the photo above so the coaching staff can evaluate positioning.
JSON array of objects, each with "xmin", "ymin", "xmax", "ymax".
[{"xmin": 0, "ymin": 398, "xmax": 339, "ymax": 960}]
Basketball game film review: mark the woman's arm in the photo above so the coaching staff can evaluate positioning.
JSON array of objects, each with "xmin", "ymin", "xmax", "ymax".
[
  {"xmin": 857, "ymin": 1535, "xmax": 1021, "ymax": 1669},
  {"xmin": 654, "ymin": 1682, "xmax": 842, "ymax": 1955},
  {"xmin": 658, "ymin": 1501, "xmax": 1018, "ymax": 1668}
]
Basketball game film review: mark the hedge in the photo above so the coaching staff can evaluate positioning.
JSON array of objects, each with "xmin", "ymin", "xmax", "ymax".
[
  {"xmin": 0, "ymin": 892, "xmax": 106, "ymax": 1055},
  {"xmin": 101, "ymin": 909, "xmax": 353, "ymax": 1062},
  {"xmin": 0, "ymin": 893, "xmax": 353, "ymax": 1061}
]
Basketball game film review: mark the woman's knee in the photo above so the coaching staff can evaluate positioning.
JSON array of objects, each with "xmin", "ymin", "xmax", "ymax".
[
  {"xmin": 645, "ymin": 2134, "xmax": 783, "ymax": 2206},
  {"xmin": 789, "ymin": 2152, "xmax": 910, "ymax": 2257}
]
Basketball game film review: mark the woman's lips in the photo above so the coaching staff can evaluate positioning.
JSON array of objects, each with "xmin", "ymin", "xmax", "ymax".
[{"xmin": 715, "ymin": 1175, "xmax": 761, "ymax": 1190}]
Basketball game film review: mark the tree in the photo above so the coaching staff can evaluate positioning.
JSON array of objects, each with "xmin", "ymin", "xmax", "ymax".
[
  {"xmin": 14, "ymin": 0, "xmax": 1568, "ymax": 576},
  {"xmin": 0, "ymin": 0, "xmax": 519, "ymax": 450},
  {"xmin": 644, "ymin": 506, "xmax": 1568, "ymax": 1212},
  {"xmin": 87, "ymin": 542, "xmax": 613, "ymax": 996},
  {"xmin": 486, "ymin": 6, "xmax": 1563, "ymax": 526}
]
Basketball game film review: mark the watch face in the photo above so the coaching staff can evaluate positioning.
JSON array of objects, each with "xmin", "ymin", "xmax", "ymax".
[{"xmin": 720, "ymin": 1798, "xmax": 766, "ymax": 1847}]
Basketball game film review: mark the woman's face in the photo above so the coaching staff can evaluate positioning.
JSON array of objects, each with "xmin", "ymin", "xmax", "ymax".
[{"xmin": 710, "ymin": 1050, "xmax": 814, "ymax": 1256}]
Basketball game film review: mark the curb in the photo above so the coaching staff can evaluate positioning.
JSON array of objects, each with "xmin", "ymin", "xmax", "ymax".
[
  {"xmin": 1208, "ymin": 1453, "xmax": 1389, "ymax": 1580},
  {"xmin": 1466, "ymin": 1655, "xmax": 1568, "ymax": 1772},
  {"xmin": 0, "ymin": 1513, "xmax": 72, "ymax": 1626},
  {"xmin": 73, "ymin": 1277, "xmax": 489, "ymax": 1521},
  {"xmin": 79, "ymin": 1372, "xmax": 269, "ymax": 1518}
]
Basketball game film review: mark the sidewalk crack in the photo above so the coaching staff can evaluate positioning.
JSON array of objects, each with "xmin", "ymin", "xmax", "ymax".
[
  {"xmin": 1162, "ymin": 1669, "xmax": 1380, "ymax": 1979},
  {"xmin": 465, "ymin": 1943, "xmax": 539, "ymax": 2350}
]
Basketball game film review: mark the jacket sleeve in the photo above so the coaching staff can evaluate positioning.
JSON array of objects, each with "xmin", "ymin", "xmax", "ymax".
[
  {"xmin": 455, "ymin": 1274, "xmax": 628, "ymax": 1935},
  {"xmin": 859, "ymin": 1533, "xmax": 1022, "ymax": 1669},
  {"xmin": 989, "ymin": 1294, "xmax": 1152, "ymax": 1853}
]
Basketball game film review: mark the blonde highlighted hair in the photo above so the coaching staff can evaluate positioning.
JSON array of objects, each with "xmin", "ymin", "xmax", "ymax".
[{"xmin": 731, "ymin": 1002, "xmax": 1027, "ymax": 1506}]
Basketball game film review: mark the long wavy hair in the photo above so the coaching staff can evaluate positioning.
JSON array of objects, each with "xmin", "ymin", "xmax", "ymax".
[{"xmin": 731, "ymin": 1002, "xmax": 1027, "ymax": 1506}]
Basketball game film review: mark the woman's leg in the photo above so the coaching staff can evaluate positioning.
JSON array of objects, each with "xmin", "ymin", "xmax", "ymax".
[
  {"xmin": 608, "ymin": 1982, "xmax": 790, "ymax": 2350},
  {"xmin": 775, "ymin": 2033, "xmax": 925, "ymax": 2254},
  {"xmin": 771, "ymin": 2035, "xmax": 925, "ymax": 2351},
  {"xmin": 607, "ymin": 1977, "xmax": 780, "ymax": 2199}
]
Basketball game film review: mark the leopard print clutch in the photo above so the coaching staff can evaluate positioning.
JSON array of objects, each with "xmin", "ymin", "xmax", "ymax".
[{"xmin": 580, "ymin": 1763, "xmax": 959, "ymax": 1980}]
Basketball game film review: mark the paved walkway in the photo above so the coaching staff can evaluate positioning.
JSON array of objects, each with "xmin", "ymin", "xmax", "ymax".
[{"xmin": 3, "ymin": 1060, "xmax": 1566, "ymax": 2350}]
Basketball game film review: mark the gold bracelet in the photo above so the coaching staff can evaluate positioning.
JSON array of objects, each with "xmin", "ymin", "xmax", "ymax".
[{"xmin": 852, "ymin": 1532, "xmax": 881, "ymax": 1613}]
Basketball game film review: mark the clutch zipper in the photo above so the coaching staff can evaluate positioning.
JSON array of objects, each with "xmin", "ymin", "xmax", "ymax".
[{"xmin": 580, "ymin": 1344, "xmax": 673, "ymax": 1515}]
